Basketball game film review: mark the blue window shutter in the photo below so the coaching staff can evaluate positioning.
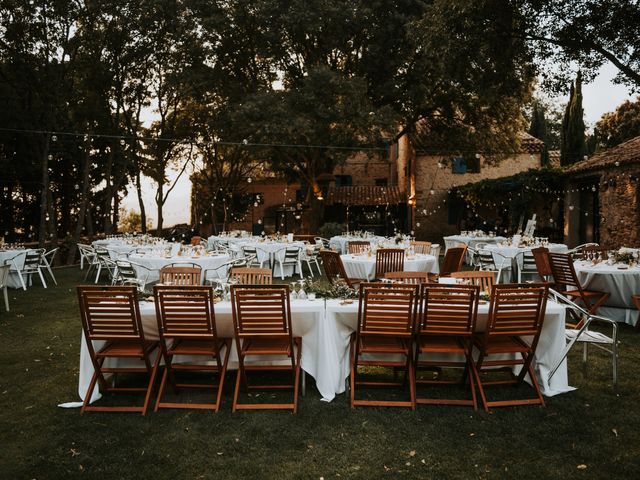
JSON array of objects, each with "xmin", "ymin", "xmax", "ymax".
[{"xmin": 452, "ymin": 157, "xmax": 467, "ymax": 174}]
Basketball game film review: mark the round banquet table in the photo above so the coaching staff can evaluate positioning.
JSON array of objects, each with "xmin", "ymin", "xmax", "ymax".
[
  {"xmin": 574, "ymin": 261, "xmax": 640, "ymax": 326},
  {"xmin": 127, "ymin": 252, "xmax": 231, "ymax": 283},
  {"xmin": 329, "ymin": 235, "xmax": 386, "ymax": 254},
  {"xmin": 483, "ymin": 243, "xmax": 569, "ymax": 282},
  {"xmin": 340, "ymin": 253, "xmax": 437, "ymax": 281},
  {"xmin": 92, "ymin": 240, "xmax": 175, "ymax": 259}
]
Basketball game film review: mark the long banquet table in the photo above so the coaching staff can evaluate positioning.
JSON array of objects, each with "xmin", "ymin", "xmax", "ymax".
[{"xmin": 77, "ymin": 297, "xmax": 573, "ymax": 404}]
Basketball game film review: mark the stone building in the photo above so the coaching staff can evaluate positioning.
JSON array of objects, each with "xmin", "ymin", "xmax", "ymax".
[
  {"xmin": 564, "ymin": 136, "xmax": 640, "ymax": 248},
  {"xmin": 399, "ymin": 132, "xmax": 545, "ymax": 242}
]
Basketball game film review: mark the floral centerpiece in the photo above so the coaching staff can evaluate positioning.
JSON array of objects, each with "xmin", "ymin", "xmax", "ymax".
[
  {"xmin": 612, "ymin": 247, "xmax": 639, "ymax": 266},
  {"xmin": 304, "ymin": 278, "xmax": 359, "ymax": 300}
]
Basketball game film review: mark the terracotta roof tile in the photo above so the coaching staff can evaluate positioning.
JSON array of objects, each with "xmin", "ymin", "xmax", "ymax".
[
  {"xmin": 325, "ymin": 185, "xmax": 405, "ymax": 206},
  {"xmin": 564, "ymin": 136, "xmax": 640, "ymax": 173}
]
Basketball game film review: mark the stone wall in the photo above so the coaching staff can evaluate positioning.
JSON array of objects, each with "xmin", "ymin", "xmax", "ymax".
[
  {"xmin": 333, "ymin": 151, "xmax": 395, "ymax": 186},
  {"xmin": 412, "ymin": 152, "xmax": 541, "ymax": 242},
  {"xmin": 598, "ymin": 166, "xmax": 640, "ymax": 247}
]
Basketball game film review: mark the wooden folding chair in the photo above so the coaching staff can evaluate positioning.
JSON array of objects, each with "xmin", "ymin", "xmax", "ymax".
[
  {"xmin": 153, "ymin": 285, "xmax": 230, "ymax": 411},
  {"xmin": 411, "ymin": 241, "xmax": 432, "ymax": 255},
  {"xmin": 473, "ymin": 283, "xmax": 549, "ymax": 412},
  {"xmin": 440, "ymin": 246, "xmax": 467, "ymax": 277},
  {"xmin": 77, "ymin": 285, "xmax": 160, "ymax": 415},
  {"xmin": 229, "ymin": 267, "xmax": 273, "ymax": 285},
  {"xmin": 230, "ymin": 285, "xmax": 302, "ymax": 413},
  {"xmin": 531, "ymin": 246, "xmax": 553, "ymax": 282},
  {"xmin": 450, "ymin": 270, "xmax": 496, "ymax": 293},
  {"xmin": 350, "ymin": 283, "xmax": 418, "ymax": 409},
  {"xmin": 634, "ymin": 295, "xmax": 640, "ymax": 331},
  {"xmin": 383, "ymin": 271, "xmax": 436, "ymax": 285},
  {"xmin": 375, "ymin": 248, "xmax": 405, "ymax": 280},
  {"xmin": 318, "ymin": 250, "xmax": 364, "ymax": 289},
  {"xmin": 159, "ymin": 266, "xmax": 202, "ymax": 286},
  {"xmin": 547, "ymin": 252, "xmax": 609, "ymax": 327},
  {"xmin": 347, "ymin": 241, "xmax": 370, "ymax": 254},
  {"xmin": 414, "ymin": 284, "xmax": 480, "ymax": 409}
]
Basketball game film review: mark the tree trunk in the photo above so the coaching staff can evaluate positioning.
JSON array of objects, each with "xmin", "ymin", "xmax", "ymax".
[
  {"xmin": 67, "ymin": 147, "xmax": 91, "ymax": 265},
  {"xmin": 135, "ymin": 169, "xmax": 147, "ymax": 233},
  {"xmin": 156, "ymin": 181, "xmax": 164, "ymax": 233},
  {"xmin": 38, "ymin": 135, "xmax": 51, "ymax": 247}
]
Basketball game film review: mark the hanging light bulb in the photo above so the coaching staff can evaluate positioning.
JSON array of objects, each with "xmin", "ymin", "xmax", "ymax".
[
  {"xmin": 416, "ymin": 222, "xmax": 421, "ymax": 228},
  {"xmin": 247, "ymin": 177, "xmax": 252, "ymax": 183},
  {"xmin": 51, "ymin": 135, "xmax": 57, "ymax": 142},
  {"xmin": 569, "ymin": 205, "xmax": 574, "ymax": 211}
]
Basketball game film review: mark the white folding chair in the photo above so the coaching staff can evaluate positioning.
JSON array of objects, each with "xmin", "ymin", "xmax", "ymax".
[
  {"xmin": 5, "ymin": 249, "xmax": 47, "ymax": 290},
  {"xmin": 275, "ymin": 247, "xmax": 303, "ymax": 280},
  {"xmin": 301, "ymin": 244, "xmax": 322, "ymax": 277},
  {"xmin": 40, "ymin": 247, "xmax": 59, "ymax": 285},
  {"xmin": 113, "ymin": 260, "xmax": 154, "ymax": 291},
  {"xmin": 77, "ymin": 243, "xmax": 96, "ymax": 270},
  {"xmin": 0, "ymin": 264, "xmax": 10, "ymax": 311},
  {"xmin": 547, "ymin": 289, "xmax": 619, "ymax": 393}
]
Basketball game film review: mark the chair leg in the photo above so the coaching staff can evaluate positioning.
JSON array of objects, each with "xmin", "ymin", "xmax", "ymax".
[
  {"xmin": 16, "ymin": 270, "xmax": 27, "ymax": 291},
  {"xmin": 46, "ymin": 264, "xmax": 58, "ymax": 285},
  {"xmin": 3, "ymin": 287, "xmax": 8, "ymax": 311},
  {"xmin": 37, "ymin": 268, "xmax": 47, "ymax": 288}
]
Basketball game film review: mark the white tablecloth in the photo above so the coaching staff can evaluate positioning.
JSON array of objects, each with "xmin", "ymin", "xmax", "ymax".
[
  {"xmin": 340, "ymin": 253, "xmax": 437, "ymax": 281},
  {"xmin": 324, "ymin": 298, "xmax": 572, "ymax": 399},
  {"xmin": 78, "ymin": 299, "xmax": 326, "ymax": 404},
  {"xmin": 329, "ymin": 235, "xmax": 386, "ymax": 254},
  {"xmin": 207, "ymin": 235, "xmax": 258, "ymax": 249},
  {"xmin": 574, "ymin": 261, "xmax": 640, "ymax": 326},
  {"xmin": 127, "ymin": 253, "xmax": 231, "ymax": 282},
  {"xmin": 443, "ymin": 235, "xmax": 507, "ymax": 252},
  {"xmin": 92, "ymin": 240, "xmax": 174, "ymax": 260},
  {"xmin": 0, "ymin": 249, "xmax": 33, "ymax": 288},
  {"xmin": 77, "ymin": 297, "xmax": 572, "ymax": 404},
  {"xmin": 483, "ymin": 243, "xmax": 569, "ymax": 282}
]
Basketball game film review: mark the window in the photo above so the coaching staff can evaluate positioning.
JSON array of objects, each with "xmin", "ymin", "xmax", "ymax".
[
  {"xmin": 375, "ymin": 178, "xmax": 388, "ymax": 186},
  {"xmin": 335, "ymin": 175, "xmax": 352, "ymax": 186},
  {"xmin": 451, "ymin": 156, "xmax": 481, "ymax": 174}
]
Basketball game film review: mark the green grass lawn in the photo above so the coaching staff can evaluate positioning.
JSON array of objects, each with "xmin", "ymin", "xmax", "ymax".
[{"xmin": 1, "ymin": 267, "xmax": 639, "ymax": 479}]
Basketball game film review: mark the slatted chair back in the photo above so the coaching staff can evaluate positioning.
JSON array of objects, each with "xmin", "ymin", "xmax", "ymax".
[
  {"xmin": 23, "ymin": 249, "xmax": 44, "ymax": 271},
  {"xmin": 579, "ymin": 245, "xmax": 608, "ymax": 261},
  {"xmin": 383, "ymin": 271, "xmax": 434, "ymax": 285},
  {"xmin": 77, "ymin": 285, "xmax": 144, "ymax": 341},
  {"xmin": 159, "ymin": 266, "xmax": 201, "ymax": 286},
  {"xmin": 485, "ymin": 283, "xmax": 548, "ymax": 339},
  {"xmin": 419, "ymin": 284, "xmax": 479, "ymax": 336},
  {"xmin": 319, "ymin": 250, "xmax": 353, "ymax": 287},
  {"xmin": 450, "ymin": 270, "xmax": 496, "ymax": 292},
  {"xmin": 231, "ymin": 285, "xmax": 292, "ymax": 339},
  {"xmin": 114, "ymin": 260, "xmax": 138, "ymax": 283},
  {"xmin": 531, "ymin": 247, "xmax": 552, "ymax": 278},
  {"xmin": 440, "ymin": 246, "xmax": 467, "ymax": 276},
  {"xmin": 411, "ymin": 241, "xmax": 432, "ymax": 255},
  {"xmin": 229, "ymin": 267, "xmax": 273, "ymax": 285},
  {"xmin": 153, "ymin": 285, "xmax": 216, "ymax": 338},
  {"xmin": 348, "ymin": 241, "xmax": 370, "ymax": 254},
  {"xmin": 375, "ymin": 248, "xmax": 405, "ymax": 279},
  {"xmin": 547, "ymin": 252, "xmax": 581, "ymax": 291},
  {"xmin": 357, "ymin": 283, "xmax": 417, "ymax": 337},
  {"xmin": 521, "ymin": 250, "xmax": 538, "ymax": 271}
]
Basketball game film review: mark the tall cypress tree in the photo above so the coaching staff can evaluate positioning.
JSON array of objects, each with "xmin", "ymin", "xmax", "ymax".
[
  {"xmin": 560, "ymin": 72, "xmax": 586, "ymax": 166},
  {"xmin": 529, "ymin": 100, "xmax": 550, "ymax": 166}
]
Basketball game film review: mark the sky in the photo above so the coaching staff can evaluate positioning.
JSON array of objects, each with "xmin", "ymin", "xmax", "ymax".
[{"xmin": 120, "ymin": 62, "xmax": 637, "ymax": 229}]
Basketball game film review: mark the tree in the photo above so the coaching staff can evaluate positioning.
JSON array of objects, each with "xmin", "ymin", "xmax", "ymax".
[
  {"xmin": 560, "ymin": 72, "xmax": 586, "ymax": 166},
  {"xmin": 595, "ymin": 96, "xmax": 640, "ymax": 148},
  {"xmin": 528, "ymin": 100, "xmax": 550, "ymax": 165},
  {"xmin": 514, "ymin": 1, "xmax": 640, "ymax": 91}
]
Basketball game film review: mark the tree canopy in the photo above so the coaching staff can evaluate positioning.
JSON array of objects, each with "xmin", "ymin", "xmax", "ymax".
[{"xmin": 1, "ymin": 0, "xmax": 637, "ymax": 253}]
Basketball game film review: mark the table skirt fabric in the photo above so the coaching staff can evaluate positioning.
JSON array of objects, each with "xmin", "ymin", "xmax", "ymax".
[{"xmin": 340, "ymin": 254, "xmax": 438, "ymax": 281}]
